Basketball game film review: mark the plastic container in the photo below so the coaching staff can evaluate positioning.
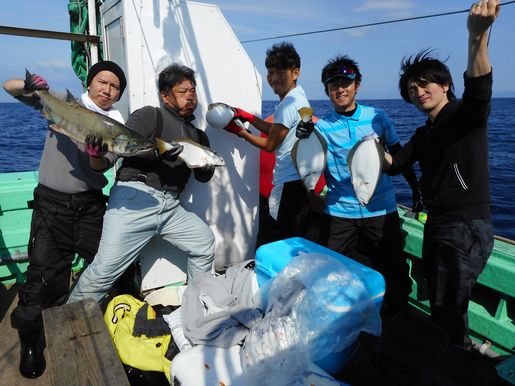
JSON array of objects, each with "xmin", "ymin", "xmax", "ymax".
[
  {"xmin": 170, "ymin": 344, "xmax": 342, "ymax": 386},
  {"xmin": 254, "ymin": 237, "xmax": 385, "ymax": 374}
]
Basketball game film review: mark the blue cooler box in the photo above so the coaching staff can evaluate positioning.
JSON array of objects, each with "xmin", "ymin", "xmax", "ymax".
[{"xmin": 254, "ymin": 237, "xmax": 385, "ymax": 374}]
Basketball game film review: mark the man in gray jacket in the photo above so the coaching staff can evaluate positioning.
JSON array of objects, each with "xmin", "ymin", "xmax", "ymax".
[{"xmin": 3, "ymin": 60, "xmax": 126, "ymax": 378}]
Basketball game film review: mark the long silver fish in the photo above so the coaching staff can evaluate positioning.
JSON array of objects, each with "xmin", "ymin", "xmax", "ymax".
[
  {"xmin": 347, "ymin": 134, "xmax": 384, "ymax": 206},
  {"xmin": 25, "ymin": 71, "xmax": 225, "ymax": 168},
  {"xmin": 25, "ymin": 71, "xmax": 158, "ymax": 157}
]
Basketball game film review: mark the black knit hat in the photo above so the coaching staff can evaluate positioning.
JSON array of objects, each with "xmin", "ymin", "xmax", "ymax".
[{"xmin": 86, "ymin": 61, "xmax": 127, "ymax": 100}]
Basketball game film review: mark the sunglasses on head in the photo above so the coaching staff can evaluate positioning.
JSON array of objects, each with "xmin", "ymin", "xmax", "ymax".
[{"xmin": 323, "ymin": 66, "xmax": 357, "ymax": 84}]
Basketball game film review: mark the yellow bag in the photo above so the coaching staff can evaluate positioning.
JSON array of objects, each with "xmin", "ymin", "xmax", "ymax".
[{"xmin": 104, "ymin": 294, "xmax": 172, "ymax": 381}]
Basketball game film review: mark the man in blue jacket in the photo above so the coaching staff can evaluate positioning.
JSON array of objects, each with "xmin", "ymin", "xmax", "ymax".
[{"xmin": 296, "ymin": 54, "xmax": 421, "ymax": 317}]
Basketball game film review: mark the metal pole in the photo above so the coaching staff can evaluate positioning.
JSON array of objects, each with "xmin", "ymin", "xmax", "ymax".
[
  {"xmin": 0, "ymin": 25, "xmax": 100, "ymax": 44},
  {"xmin": 88, "ymin": 0, "xmax": 99, "ymax": 64}
]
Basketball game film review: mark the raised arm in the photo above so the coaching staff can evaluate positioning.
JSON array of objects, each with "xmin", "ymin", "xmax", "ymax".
[
  {"xmin": 3, "ymin": 78, "xmax": 25, "ymax": 97},
  {"xmin": 3, "ymin": 74, "xmax": 48, "ymax": 107},
  {"xmin": 467, "ymin": 0, "xmax": 500, "ymax": 77}
]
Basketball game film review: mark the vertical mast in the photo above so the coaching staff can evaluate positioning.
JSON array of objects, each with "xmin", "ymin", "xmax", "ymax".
[{"xmin": 88, "ymin": 0, "xmax": 99, "ymax": 64}]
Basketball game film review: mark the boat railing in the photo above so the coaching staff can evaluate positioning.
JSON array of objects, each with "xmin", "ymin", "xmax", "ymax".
[
  {"xmin": 397, "ymin": 205, "xmax": 515, "ymax": 356},
  {"xmin": 1, "ymin": 172, "xmax": 513, "ymax": 355}
]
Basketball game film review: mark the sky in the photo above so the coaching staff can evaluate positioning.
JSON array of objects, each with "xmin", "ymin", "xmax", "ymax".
[{"xmin": 1, "ymin": 0, "xmax": 514, "ymax": 102}]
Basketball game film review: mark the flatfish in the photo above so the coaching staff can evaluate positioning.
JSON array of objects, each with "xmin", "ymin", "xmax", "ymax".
[{"xmin": 347, "ymin": 135, "xmax": 384, "ymax": 205}]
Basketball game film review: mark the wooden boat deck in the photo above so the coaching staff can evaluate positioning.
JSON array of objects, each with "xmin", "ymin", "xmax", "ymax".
[{"xmin": 0, "ymin": 284, "xmax": 51, "ymax": 386}]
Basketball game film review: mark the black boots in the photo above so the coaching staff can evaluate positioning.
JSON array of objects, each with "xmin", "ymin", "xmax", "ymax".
[{"xmin": 18, "ymin": 330, "xmax": 46, "ymax": 378}]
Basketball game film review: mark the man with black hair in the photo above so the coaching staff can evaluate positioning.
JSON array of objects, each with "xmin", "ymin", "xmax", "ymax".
[
  {"xmin": 3, "ymin": 60, "xmax": 126, "ymax": 378},
  {"xmin": 296, "ymin": 55, "xmax": 421, "ymax": 317},
  {"xmin": 384, "ymin": 0, "xmax": 500, "ymax": 349},
  {"xmin": 221, "ymin": 42, "xmax": 311, "ymax": 248},
  {"xmin": 68, "ymin": 63, "xmax": 215, "ymax": 304}
]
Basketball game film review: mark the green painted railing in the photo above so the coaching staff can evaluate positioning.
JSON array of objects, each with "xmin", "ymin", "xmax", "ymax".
[
  {"xmin": 0, "ymin": 170, "xmax": 115, "ymax": 283},
  {"xmin": 1, "ymin": 171, "xmax": 513, "ymax": 355},
  {"xmin": 398, "ymin": 205, "xmax": 515, "ymax": 356}
]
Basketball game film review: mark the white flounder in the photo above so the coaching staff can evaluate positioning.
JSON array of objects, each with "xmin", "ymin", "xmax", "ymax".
[
  {"xmin": 291, "ymin": 130, "xmax": 328, "ymax": 191},
  {"xmin": 347, "ymin": 136, "xmax": 384, "ymax": 205}
]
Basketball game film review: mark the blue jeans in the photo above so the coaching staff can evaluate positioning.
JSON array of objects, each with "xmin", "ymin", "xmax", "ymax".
[
  {"xmin": 422, "ymin": 217, "xmax": 493, "ymax": 349},
  {"xmin": 68, "ymin": 181, "xmax": 215, "ymax": 303}
]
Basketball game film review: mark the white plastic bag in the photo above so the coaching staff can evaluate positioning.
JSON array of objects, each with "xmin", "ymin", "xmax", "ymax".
[{"xmin": 241, "ymin": 252, "xmax": 381, "ymax": 385}]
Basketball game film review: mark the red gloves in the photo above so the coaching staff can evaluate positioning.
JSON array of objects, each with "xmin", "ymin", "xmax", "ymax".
[
  {"xmin": 232, "ymin": 107, "xmax": 255, "ymax": 124},
  {"xmin": 224, "ymin": 120, "xmax": 246, "ymax": 136},
  {"xmin": 223, "ymin": 107, "xmax": 254, "ymax": 136}
]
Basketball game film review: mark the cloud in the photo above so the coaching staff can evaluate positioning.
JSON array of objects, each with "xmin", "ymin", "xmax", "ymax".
[
  {"xmin": 216, "ymin": 1, "xmax": 326, "ymax": 24},
  {"xmin": 35, "ymin": 60, "xmax": 71, "ymax": 70},
  {"xmin": 355, "ymin": 0, "xmax": 413, "ymax": 12},
  {"xmin": 346, "ymin": 29, "xmax": 366, "ymax": 38}
]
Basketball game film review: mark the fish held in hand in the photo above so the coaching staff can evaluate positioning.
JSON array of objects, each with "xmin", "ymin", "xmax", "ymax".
[
  {"xmin": 292, "ymin": 130, "xmax": 327, "ymax": 192},
  {"xmin": 347, "ymin": 134, "xmax": 384, "ymax": 206},
  {"xmin": 25, "ymin": 70, "xmax": 155, "ymax": 157},
  {"xmin": 157, "ymin": 137, "xmax": 225, "ymax": 169}
]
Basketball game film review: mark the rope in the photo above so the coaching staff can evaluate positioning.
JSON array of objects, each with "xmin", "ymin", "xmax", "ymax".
[{"xmin": 241, "ymin": 1, "xmax": 515, "ymax": 44}]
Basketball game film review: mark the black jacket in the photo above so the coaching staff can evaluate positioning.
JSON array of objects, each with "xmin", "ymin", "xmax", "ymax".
[
  {"xmin": 117, "ymin": 105, "xmax": 213, "ymax": 192},
  {"xmin": 389, "ymin": 72, "xmax": 492, "ymax": 222}
]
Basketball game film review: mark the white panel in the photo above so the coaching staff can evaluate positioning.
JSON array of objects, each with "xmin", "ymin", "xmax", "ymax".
[
  {"xmin": 139, "ymin": 237, "xmax": 188, "ymax": 292},
  {"xmin": 101, "ymin": 0, "xmax": 130, "ymax": 119},
  {"xmin": 100, "ymin": 0, "xmax": 262, "ymax": 275}
]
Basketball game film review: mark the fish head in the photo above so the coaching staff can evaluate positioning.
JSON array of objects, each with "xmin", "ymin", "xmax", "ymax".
[
  {"xmin": 206, "ymin": 103, "xmax": 235, "ymax": 129},
  {"xmin": 111, "ymin": 134, "xmax": 155, "ymax": 157}
]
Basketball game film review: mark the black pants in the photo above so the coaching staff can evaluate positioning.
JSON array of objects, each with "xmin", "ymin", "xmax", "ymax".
[
  {"xmin": 11, "ymin": 184, "xmax": 106, "ymax": 333},
  {"xmin": 422, "ymin": 218, "xmax": 493, "ymax": 349},
  {"xmin": 255, "ymin": 180, "xmax": 310, "ymax": 250},
  {"xmin": 323, "ymin": 211, "xmax": 412, "ymax": 314}
]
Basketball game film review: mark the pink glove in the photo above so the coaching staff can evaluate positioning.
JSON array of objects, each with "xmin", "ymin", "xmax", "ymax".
[
  {"xmin": 84, "ymin": 135, "xmax": 108, "ymax": 158},
  {"xmin": 30, "ymin": 74, "xmax": 49, "ymax": 90},
  {"xmin": 233, "ymin": 107, "xmax": 255, "ymax": 124}
]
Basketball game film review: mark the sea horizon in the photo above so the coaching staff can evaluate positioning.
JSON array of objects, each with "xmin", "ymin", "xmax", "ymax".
[{"xmin": 1, "ymin": 98, "xmax": 514, "ymax": 240}]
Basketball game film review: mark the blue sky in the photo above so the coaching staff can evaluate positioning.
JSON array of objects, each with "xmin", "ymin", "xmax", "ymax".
[{"xmin": 1, "ymin": 0, "xmax": 514, "ymax": 102}]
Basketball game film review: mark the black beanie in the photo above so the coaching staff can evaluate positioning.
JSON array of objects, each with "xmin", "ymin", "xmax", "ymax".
[{"xmin": 86, "ymin": 61, "xmax": 127, "ymax": 100}]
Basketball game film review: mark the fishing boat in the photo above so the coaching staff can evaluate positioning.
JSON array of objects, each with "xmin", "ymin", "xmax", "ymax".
[{"xmin": 0, "ymin": 0, "xmax": 513, "ymax": 385}]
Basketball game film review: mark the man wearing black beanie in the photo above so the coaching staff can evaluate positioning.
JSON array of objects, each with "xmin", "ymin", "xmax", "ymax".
[
  {"xmin": 3, "ymin": 60, "xmax": 126, "ymax": 379},
  {"xmin": 86, "ymin": 60, "xmax": 127, "ymax": 101}
]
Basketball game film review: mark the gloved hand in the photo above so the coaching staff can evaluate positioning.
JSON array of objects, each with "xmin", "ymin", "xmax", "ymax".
[
  {"xmin": 84, "ymin": 135, "xmax": 108, "ymax": 158},
  {"xmin": 232, "ymin": 107, "xmax": 256, "ymax": 124},
  {"xmin": 25, "ymin": 73, "xmax": 49, "ymax": 91},
  {"xmin": 199, "ymin": 164, "xmax": 215, "ymax": 174},
  {"xmin": 224, "ymin": 120, "xmax": 246, "ymax": 136},
  {"xmin": 296, "ymin": 120, "xmax": 315, "ymax": 139},
  {"xmin": 194, "ymin": 164, "xmax": 215, "ymax": 182},
  {"xmin": 160, "ymin": 140, "xmax": 184, "ymax": 162},
  {"xmin": 412, "ymin": 187, "xmax": 424, "ymax": 213}
]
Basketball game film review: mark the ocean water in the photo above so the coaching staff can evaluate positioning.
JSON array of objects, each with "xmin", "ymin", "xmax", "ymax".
[
  {"xmin": 1, "ymin": 99, "xmax": 514, "ymax": 240},
  {"xmin": 263, "ymin": 98, "xmax": 515, "ymax": 241}
]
